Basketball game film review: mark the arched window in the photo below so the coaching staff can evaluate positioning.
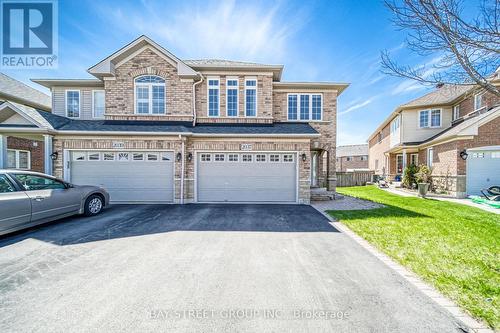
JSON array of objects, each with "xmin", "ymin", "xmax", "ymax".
[{"xmin": 134, "ymin": 75, "xmax": 165, "ymax": 114}]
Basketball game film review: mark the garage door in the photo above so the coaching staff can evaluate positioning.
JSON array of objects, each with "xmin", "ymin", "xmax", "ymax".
[
  {"xmin": 197, "ymin": 152, "xmax": 297, "ymax": 203},
  {"xmin": 70, "ymin": 151, "xmax": 174, "ymax": 203},
  {"xmin": 466, "ymin": 148, "xmax": 500, "ymax": 195}
]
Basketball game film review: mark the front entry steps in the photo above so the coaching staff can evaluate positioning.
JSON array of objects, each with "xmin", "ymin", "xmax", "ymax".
[{"xmin": 310, "ymin": 187, "xmax": 338, "ymax": 201}]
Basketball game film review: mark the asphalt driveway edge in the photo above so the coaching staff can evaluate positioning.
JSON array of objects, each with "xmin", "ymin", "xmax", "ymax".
[{"xmin": 310, "ymin": 204, "xmax": 494, "ymax": 333}]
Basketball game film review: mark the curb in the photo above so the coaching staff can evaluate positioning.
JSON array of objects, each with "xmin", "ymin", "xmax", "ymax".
[{"xmin": 312, "ymin": 205, "xmax": 493, "ymax": 333}]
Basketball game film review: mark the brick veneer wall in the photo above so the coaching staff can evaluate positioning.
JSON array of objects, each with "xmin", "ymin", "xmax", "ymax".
[
  {"xmin": 195, "ymin": 74, "xmax": 274, "ymax": 123},
  {"xmin": 457, "ymin": 90, "xmax": 500, "ymax": 118},
  {"xmin": 368, "ymin": 122, "xmax": 391, "ymax": 175},
  {"xmin": 104, "ymin": 48, "xmax": 194, "ymax": 121},
  {"xmin": 336, "ymin": 156, "xmax": 368, "ymax": 172},
  {"xmin": 7, "ymin": 137, "xmax": 44, "ymax": 172}
]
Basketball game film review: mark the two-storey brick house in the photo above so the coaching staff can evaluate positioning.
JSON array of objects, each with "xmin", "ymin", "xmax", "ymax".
[
  {"xmin": 0, "ymin": 36, "xmax": 348, "ymax": 204},
  {"xmin": 368, "ymin": 77, "xmax": 500, "ymax": 197}
]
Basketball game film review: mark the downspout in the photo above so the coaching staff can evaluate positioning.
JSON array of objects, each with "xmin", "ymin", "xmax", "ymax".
[
  {"xmin": 192, "ymin": 73, "xmax": 204, "ymax": 127},
  {"xmin": 179, "ymin": 134, "xmax": 185, "ymax": 204}
]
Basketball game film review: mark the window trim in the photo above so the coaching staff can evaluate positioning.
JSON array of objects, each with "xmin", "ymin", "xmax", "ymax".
[
  {"xmin": 418, "ymin": 108, "xmax": 442, "ymax": 128},
  {"xmin": 207, "ymin": 76, "xmax": 220, "ymax": 117},
  {"xmin": 286, "ymin": 93, "xmax": 323, "ymax": 121},
  {"xmin": 7, "ymin": 149, "xmax": 31, "ymax": 170},
  {"xmin": 410, "ymin": 153, "xmax": 418, "ymax": 166},
  {"xmin": 427, "ymin": 148, "xmax": 434, "ymax": 168},
  {"xmin": 92, "ymin": 89, "xmax": 105, "ymax": 119},
  {"xmin": 133, "ymin": 75, "xmax": 166, "ymax": 115},
  {"xmin": 474, "ymin": 93, "xmax": 485, "ymax": 111},
  {"xmin": 65, "ymin": 89, "xmax": 81, "ymax": 118},
  {"xmin": 452, "ymin": 105, "xmax": 460, "ymax": 121},
  {"xmin": 244, "ymin": 77, "xmax": 258, "ymax": 117},
  {"xmin": 226, "ymin": 77, "xmax": 239, "ymax": 117},
  {"xmin": 396, "ymin": 154, "xmax": 404, "ymax": 173}
]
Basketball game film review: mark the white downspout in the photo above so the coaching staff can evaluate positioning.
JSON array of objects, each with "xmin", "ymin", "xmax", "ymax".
[
  {"xmin": 179, "ymin": 134, "xmax": 185, "ymax": 204},
  {"xmin": 192, "ymin": 73, "xmax": 204, "ymax": 127}
]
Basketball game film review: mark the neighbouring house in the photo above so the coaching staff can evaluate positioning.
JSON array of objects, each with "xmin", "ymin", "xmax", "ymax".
[
  {"xmin": 336, "ymin": 144, "xmax": 368, "ymax": 171},
  {"xmin": 368, "ymin": 75, "xmax": 500, "ymax": 198},
  {"xmin": 0, "ymin": 73, "xmax": 52, "ymax": 173},
  {"xmin": 0, "ymin": 35, "xmax": 348, "ymax": 204}
]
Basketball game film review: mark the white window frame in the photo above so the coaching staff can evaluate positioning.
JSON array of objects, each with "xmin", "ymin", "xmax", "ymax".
[
  {"xmin": 244, "ymin": 77, "xmax": 257, "ymax": 117},
  {"xmin": 207, "ymin": 76, "xmax": 220, "ymax": 117},
  {"xmin": 396, "ymin": 154, "xmax": 403, "ymax": 173},
  {"xmin": 65, "ymin": 89, "xmax": 81, "ymax": 118},
  {"xmin": 390, "ymin": 115, "xmax": 400, "ymax": 133},
  {"xmin": 7, "ymin": 149, "xmax": 31, "ymax": 169},
  {"xmin": 410, "ymin": 153, "xmax": 418, "ymax": 166},
  {"xmin": 88, "ymin": 152, "xmax": 100, "ymax": 161},
  {"xmin": 226, "ymin": 77, "xmax": 239, "ymax": 117},
  {"xmin": 242, "ymin": 154, "xmax": 253, "ymax": 162},
  {"xmin": 201, "ymin": 153, "xmax": 211, "ymax": 162},
  {"xmin": 256, "ymin": 154, "xmax": 266, "ymax": 162},
  {"xmin": 427, "ymin": 148, "xmax": 434, "ymax": 168},
  {"xmin": 214, "ymin": 153, "xmax": 225, "ymax": 161},
  {"xmin": 360, "ymin": 155, "xmax": 368, "ymax": 161},
  {"xmin": 283, "ymin": 154, "xmax": 294, "ymax": 162},
  {"xmin": 103, "ymin": 152, "xmax": 115, "ymax": 161},
  {"xmin": 132, "ymin": 152, "xmax": 145, "ymax": 161},
  {"xmin": 228, "ymin": 154, "xmax": 239, "ymax": 162},
  {"xmin": 418, "ymin": 109, "xmax": 442, "ymax": 128},
  {"xmin": 270, "ymin": 154, "xmax": 280, "ymax": 162},
  {"xmin": 92, "ymin": 90, "xmax": 105, "ymax": 119},
  {"xmin": 134, "ymin": 75, "xmax": 166, "ymax": 115},
  {"xmin": 286, "ymin": 93, "xmax": 323, "ymax": 121},
  {"xmin": 147, "ymin": 153, "xmax": 159, "ymax": 161},
  {"xmin": 452, "ymin": 105, "xmax": 460, "ymax": 121},
  {"xmin": 474, "ymin": 93, "xmax": 484, "ymax": 111}
]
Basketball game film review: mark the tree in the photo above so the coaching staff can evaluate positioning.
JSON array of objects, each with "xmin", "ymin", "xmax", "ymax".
[{"xmin": 381, "ymin": 0, "xmax": 500, "ymax": 97}]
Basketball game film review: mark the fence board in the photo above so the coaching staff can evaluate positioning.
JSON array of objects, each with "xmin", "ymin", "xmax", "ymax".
[{"xmin": 336, "ymin": 171, "xmax": 374, "ymax": 187}]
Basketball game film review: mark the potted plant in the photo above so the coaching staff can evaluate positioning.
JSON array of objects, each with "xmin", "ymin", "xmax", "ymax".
[
  {"xmin": 415, "ymin": 165, "xmax": 432, "ymax": 197},
  {"xmin": 402, "ymin": 164, "xmax": 418, "ymax": 189}
]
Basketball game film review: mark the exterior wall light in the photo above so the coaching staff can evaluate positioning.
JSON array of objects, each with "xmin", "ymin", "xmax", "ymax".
[
  {"xmin": 187, "ymin": 152, "xmax": 193, "ymax": 162},
  {"xmin": 50, "ymin": 152, "xmax": 58, "ymax": 160},
  {"xmin": 176, "ymin": 152, "xmax": 182, "ymax": 162},
  {"xmin": 459, "ymin": 150, "xmax": 468, "ymax": 160},
  {"xmin": 301, "ymin": 153, "xmax": 307, "ymax": 161}
]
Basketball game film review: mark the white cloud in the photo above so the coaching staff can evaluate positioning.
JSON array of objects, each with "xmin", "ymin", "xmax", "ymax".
[
  {"xmin": 338, "ymin": 99, "xmax": 373, "ymax": 115},
  {"xmin": 97, "ymin": 0, "xmax": 308, "ymax": 62}
]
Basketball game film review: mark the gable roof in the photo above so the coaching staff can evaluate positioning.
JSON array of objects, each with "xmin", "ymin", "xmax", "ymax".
[
  {"xmin": 0, "ymin": 73, "xmax": 51, "ymax": 111},
  {"xmin": 400, "ymin": 84, "xmax": 474, "ymax": 108},
  {"xmin": 88, "ymin": 35, "xmax": 198, "ymax": 79},
  {"xmin": 336, "ymin": 144, "xmax": 368, "ymax": 157},
  {"xmin": 0, "ymin": 101, "xmax": 54, "ymax": 129}
]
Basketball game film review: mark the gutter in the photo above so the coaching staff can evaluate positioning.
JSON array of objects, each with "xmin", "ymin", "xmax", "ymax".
[{"xmin": 192, "ymin": 72, "xmax": 204, "ymax": 127}]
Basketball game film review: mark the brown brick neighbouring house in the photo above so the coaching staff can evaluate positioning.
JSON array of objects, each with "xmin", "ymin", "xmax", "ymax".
[{"xmin": 336, "ymin": 144, "xmax": 369, "ymax": 172}]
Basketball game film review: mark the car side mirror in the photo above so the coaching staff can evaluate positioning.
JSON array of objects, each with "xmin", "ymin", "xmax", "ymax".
[{"xmin": 64, "ymin": 182, "xmax": 74, "ymax": 189}]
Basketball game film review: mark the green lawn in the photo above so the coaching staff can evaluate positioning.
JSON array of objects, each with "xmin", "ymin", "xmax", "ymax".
[{"xmin": 328, "ymin": 186, "xmax": 500, "ymax": 329}]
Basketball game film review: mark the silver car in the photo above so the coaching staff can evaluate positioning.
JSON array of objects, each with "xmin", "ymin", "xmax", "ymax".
[{"xmin": 0, "ymin": 170, "xmax": 109, "ymax": 236}]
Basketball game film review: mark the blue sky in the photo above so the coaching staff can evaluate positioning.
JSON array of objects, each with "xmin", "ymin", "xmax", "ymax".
[{"xmin": 3, "ymin": 0, "xmax": 446, "ymax": 145}]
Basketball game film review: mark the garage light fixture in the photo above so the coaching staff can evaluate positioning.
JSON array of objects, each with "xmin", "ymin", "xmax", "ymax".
[
  {"xmin": 301, "ymin": 153, "xmax": 307, "ymax": 162},
  {"xmin": 459, "ymin": 150, "xmax": 468, "ymax": 160},
  {"xmin": 176, "ymin": 152, "xmax": 182, "ymax": 162},
  {"xmin": 187, "ymin": 152, "xmax": 193, "ymax": 162},
  {"xmin": 50, "ymin": 152, "xmax": 58, "ymax": 160}
]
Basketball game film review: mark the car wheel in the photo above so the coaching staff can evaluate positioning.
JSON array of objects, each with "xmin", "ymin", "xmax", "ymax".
[{"xmin": 84, "ymin": 195, "xmax": 103, "ymax": 216}]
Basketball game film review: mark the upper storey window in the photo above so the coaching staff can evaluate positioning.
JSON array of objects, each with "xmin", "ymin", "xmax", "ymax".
[
  {"xmin": 92, "ymin": 90, "xmax": 105, "ymax": 119},
  {"xmin": 135, "ymin": 75, "xmax": 165, "ymax": 115},
  {"xmin": 474, "ymin": 93, "xmax": 484, "ymax": 111},
  {"xmin": 66, "ymin": 90, "xmax": 80, "ymax": 118},
  {"xmin": 419, "ymin": 109, "xmax": 441, "ymax": 128},
  {"xmin": 226, "ymin": 78, "xmax": 238, "ymax": 117},
  {"xmin": 390, "ymin": 116, "xmax": 400, "ymax": 134},
  {"xmin": 287, "ymin": 94, "xmax": 322, "ymax": 121},
  {"xmin": 208, "ymin": 78, "xmax": 220, "ymax": 117},
  {"xmin": 245, "ymin": 79, "xmax": 257, "ymax": 117}
]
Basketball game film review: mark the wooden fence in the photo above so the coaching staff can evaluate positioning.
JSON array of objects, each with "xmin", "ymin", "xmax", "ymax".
[{"xmin": 336, "ymin": 171, "xmax": 375, "ymax": 187}]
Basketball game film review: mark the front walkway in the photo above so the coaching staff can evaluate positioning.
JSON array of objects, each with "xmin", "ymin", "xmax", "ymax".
[{"xmin": 382, "ymin": 187, "xmax": 500, "ymax": 215}]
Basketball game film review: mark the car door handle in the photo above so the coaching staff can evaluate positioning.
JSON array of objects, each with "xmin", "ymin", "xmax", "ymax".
[{"xmin": 33, "ymin": 196, "xmax": 45, "ymax": 201}]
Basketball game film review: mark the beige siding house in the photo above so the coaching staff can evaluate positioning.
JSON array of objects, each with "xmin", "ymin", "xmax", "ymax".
[
  {"xmin": 0, "ymin": 36, "xmax": 348, "ymax": 204},
  {"xmin": 368, "ymin": 80, "xmax": 500, "ymax": 197}
]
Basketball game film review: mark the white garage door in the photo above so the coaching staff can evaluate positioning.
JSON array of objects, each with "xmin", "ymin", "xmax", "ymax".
[
  {"xmin": 70, "ymin": 151, "xmax": 174, "ymax": 203},
  {"xmin": 466, "ymin": 148, "xmax": 500, "ymax": 195},
  {"xmin": 197, "ymin": 152, "xmax": 297, "ymax": 203}
]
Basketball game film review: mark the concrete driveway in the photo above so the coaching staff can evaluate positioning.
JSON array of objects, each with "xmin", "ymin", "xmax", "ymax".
[{"xmin": 0, "ymin": 204, "xmax": 464, "ymax": 332}]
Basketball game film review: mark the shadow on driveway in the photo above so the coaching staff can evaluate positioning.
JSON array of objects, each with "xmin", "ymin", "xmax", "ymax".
[{"xmin": 0, "ymin": 204, "xmax": 339, "ymax": 247}]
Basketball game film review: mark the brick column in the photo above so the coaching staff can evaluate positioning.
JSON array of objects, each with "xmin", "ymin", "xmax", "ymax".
[{"xmin": 326, "ymin": 148, "xmax": 337, "ymax": 191}]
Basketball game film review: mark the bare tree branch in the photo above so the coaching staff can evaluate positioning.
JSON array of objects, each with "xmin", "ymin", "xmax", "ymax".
[{"xmin": 381, "ymin": 0, "xmax": 500, "ymax": 97}]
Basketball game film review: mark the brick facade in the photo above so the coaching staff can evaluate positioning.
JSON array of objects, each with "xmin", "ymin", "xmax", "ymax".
[
  {"xmin": 336, "ymin": 156, "xmax": 368, "ymax": 172},
  {"xmin": 368, "ymin": 122, "xmax": 390, "ymax": 175},
  {"xmin": 7, "ymin": 136, "xmax": 44, "ymax": 172}
]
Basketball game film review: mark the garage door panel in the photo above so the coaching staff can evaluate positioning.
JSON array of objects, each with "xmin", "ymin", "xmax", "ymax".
[
  {"xmin": 466, "ymin": 150, "xmax": 500, "ymax": 195},
  {"xmin": 70, "ymin": 151, "xmax": 174, "ymax": 203},
  {"xmin": 197, "ymin": 153, "xmax": 297, "ymax": 203}
]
